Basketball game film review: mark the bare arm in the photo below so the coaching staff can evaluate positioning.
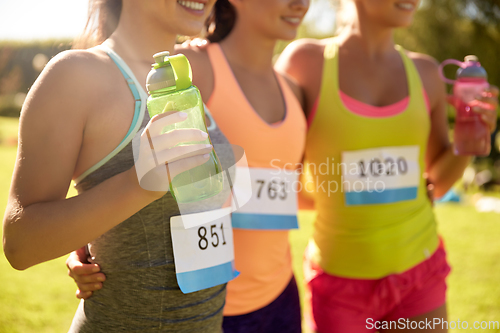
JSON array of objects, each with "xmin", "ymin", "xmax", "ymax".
[
  {"xmin": 275, "ymin": 38, "xmax": 326, "ymax": 118},
  {"xmin": 3, "ymin": 51, "xmax": 209, "ymax": 270},
  {"xmin": 275, "ymin": 39, "xmax": 327, "ymax": 210},
  {"xmin": 414, "ymin": 53, "xmax": 498, "ymax": 198}
]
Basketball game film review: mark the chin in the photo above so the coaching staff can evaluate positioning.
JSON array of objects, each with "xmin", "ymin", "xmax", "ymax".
[
  {"xmin": 281, "ymin": 33, "xmax": 298, "ymax": 41},
  {"xmin": 386, "ymin": 17, "xmax": 414, "ymax": 28},
  {"xmin": 274, "ymin": 29, "xmax": 298, "ymax": 41},
  {"xmin": 397, "ymin": 20, "xmax": 414, "ymax": 28},
  {"xmin": 177, "ymin": 23, "xmax": 205, "ymax": 37}
]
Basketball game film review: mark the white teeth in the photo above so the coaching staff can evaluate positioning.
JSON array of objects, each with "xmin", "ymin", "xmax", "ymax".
[
  {"xmin": 396, "ymin": 2, "xmax": 414, "ymax": 10},
  {"xmin": 177, "ymin": 0, "xmax": 205, "ymax": 11},
  {"xmin": 283, "ymin": 17, "xmax": 301, "ymax": 24}
]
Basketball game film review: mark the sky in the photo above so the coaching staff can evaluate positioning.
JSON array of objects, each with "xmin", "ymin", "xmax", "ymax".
[
  {"xmin": 0, "ymin": 0, "xmax": 334, "ymax": 42},
  {"xmin": 0, "ymin": 0, "xmax": 89, "ymax": 41}
]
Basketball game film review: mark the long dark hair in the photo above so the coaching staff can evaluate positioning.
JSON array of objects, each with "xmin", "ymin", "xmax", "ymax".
[
  {"xmin": 205, "ymin": 0, "xmax": 237, "ymax": 43},
  {"xmin": 73, "ymin": 0, "xmax": 123, "ymax": 49}
]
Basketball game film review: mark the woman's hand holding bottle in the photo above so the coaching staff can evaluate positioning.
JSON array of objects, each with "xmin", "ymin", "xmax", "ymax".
[{"xmin": 133, "ymin": 111, "xmax": 213, "ymax": 193}]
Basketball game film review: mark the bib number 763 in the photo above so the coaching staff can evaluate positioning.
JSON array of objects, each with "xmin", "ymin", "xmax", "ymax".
[{"xmin": 255, "ymin": 179, "xmax": 288, "ymax": 200}]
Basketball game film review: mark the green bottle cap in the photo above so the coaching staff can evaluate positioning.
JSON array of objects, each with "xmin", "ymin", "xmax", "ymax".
[{"xmin": 146, "ymin": 51, "xmax": 193, "ymax": 93}]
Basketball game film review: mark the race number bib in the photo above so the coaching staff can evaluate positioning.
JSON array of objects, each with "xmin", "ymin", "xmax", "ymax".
[
  {"xmin": 231, "ymin": 167, "xmax": 299, "ymax": 230},
  {"xmin": 170, "ymin": 207, "xmax": 238, "ymax": 294},
  {"xmin": 341, "ymin": 146, "xmax": 420, "ymax": 206}
]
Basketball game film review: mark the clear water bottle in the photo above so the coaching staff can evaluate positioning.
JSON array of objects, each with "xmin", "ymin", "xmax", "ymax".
[
  {"xmin": 146, "ymin": 51, "xmax": 223, "ymax": 203},
  {"xmin": 439, "ymin": 55, "xmax": 490, "ymax": 156}
]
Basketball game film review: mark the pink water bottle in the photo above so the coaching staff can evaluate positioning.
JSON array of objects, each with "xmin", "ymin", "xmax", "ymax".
[{"xmin": 439, "ymin": 55, "xmax": 490, "ymax": 156}]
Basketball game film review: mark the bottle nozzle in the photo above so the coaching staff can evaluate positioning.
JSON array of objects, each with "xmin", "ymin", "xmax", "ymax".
[
  {"xmin": 153, "ymin": 51, "xmax": 171, "ymax": 65},
  {"xmin": 464, "ymin": 55, "xmax": 479, "ymax": 62}
]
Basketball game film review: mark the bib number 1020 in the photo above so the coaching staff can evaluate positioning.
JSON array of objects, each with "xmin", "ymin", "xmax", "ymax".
[
  {"xmin": 198, "ymin": 223, "xmax": 227, "ymax": 250},
  {"xmin": 358, "ymin": 157, "xmax": 408, "ymax": 178}
]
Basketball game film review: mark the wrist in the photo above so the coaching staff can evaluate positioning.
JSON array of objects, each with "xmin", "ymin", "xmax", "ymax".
[{"xmin": 125, "ymin": 166, "xmax": 167, "ymax": 203}]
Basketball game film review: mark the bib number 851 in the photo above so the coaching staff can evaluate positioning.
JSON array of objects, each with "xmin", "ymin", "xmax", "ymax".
[{"xmin": 198, "ymin": 223, "xmax": 227, "ymax": 250}]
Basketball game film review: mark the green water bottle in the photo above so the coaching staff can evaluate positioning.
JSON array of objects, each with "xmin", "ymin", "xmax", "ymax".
[{"xmin": 146, "ymin": 51, "xmax": 223, "ymax": 203}]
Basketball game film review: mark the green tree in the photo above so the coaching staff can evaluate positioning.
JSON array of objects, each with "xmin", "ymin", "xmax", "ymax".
[{"xmin": 395, "ymin": 0, "xmax": 500, "ymax": 89}]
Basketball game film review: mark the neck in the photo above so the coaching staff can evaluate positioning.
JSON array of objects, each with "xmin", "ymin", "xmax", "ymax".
[
  {"xmin": 104, "ymin": 6, "xmax": 177, "ymax": 65},
  {"xmin": 218, "ymin": 21, "xmax": 276, "ymax": 75},
  {"xmin": 337, "ymin": 13, "xmax": 396, "ymax": 59}
]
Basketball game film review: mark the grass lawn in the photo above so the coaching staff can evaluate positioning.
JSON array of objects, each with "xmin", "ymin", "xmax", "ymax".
[{"xmin": 1, "ymin": 116, "xmax": 500, "ymax": 332}]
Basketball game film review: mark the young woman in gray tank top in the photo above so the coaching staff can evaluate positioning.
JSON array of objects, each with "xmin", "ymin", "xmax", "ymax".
[{"xmin": 2, "ymin": 0, "xmax": 237, "ymax": 331}]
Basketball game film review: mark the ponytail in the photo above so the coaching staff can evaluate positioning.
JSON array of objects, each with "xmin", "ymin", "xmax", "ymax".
[
  {"xmin": 73, "ymin": 0, "xmax": 123, "ymax": 49},
  {"xmin": 205, "ymin": 0, "xmax": 237, "ymax": 43}
]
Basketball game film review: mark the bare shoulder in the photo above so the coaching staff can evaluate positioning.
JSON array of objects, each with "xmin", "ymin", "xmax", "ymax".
[
  {"xmin": 282, "ymin": 37, "xmax": 329, "ymax": 55},
  {"xmin": 24, "ymin": 48, "xmax": 115, "ymax": 118},
  {"xmin": 405, "ymin": 51, "xmax": 445, "ymax": 108},
  {"xmin": 174, "ymin": 44, "xmax": 210, "ymax": 62},
  {"xmin": 38, "ymin": 48, "xmax": 113, "ymax": 90},
  {"xmin": 406, "ymin": 51, "xmax": 442, "ymax": 86},
  {"xmin": 275, "ymin": 38, "xmax": 328, "ymax": 72},
  {"xmin": 275, "ymin": 38, "xmax": 333, "ymax": 115},
  {"xmin": 406, "ymin": 51, "xmax": 440, "ymax": 77},
  {"xmin": 275, "ymin": 38, "xmax": 328, "ymax": 91}
]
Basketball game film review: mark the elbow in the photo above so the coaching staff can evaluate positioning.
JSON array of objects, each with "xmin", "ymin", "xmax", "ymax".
[
  {"xmin": 3, "ymin": 204, "xmax": 34, "ymax": 270},
  {"xmin": 433, "ymin": 186, "xmax": 450, "ymax": 201},
  {"xmin": 3, "ymin": 239, "xmax": 32, "ymax": 271}
]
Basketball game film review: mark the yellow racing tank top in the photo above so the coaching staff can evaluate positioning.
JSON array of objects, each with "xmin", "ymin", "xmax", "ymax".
[{"xmin": 304, "ymin": 41, "xmax": 439, "ymax": 279}]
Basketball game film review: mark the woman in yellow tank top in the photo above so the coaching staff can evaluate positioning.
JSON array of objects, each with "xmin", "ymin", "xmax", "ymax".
[
  {"xmin": 275, "ymin": 0, "xmax": 498, "ymax": 332},
  {"xmin": 67, "ymin": 0, "xmax": 309, "ymax": 332}
]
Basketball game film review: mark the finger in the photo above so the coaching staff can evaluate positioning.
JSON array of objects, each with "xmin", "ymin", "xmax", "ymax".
[
  {"xmin": 67, "ymin": 261, "xmax": 101, "ymax": 276},
  {"xmin": 478, "ymin": 91, "xmax": 498, "ymax": 99},
  {"xmin": 139, "ymin": 153, "xmax": 210, "ymax": 191},
  {"xmin": 74, "ymin": 246, "xmax": 90, "ymax": 262},
  {"xmin": 472, "ymin": 107, "xmax": 498, "ymax": 132},
  {"xmin": 472, "ymin": 105, "xmax": 497, "ymax": 118},
  {"xmin": 167, "ymin": 153, "xmax": 212, "ymax": 180},
  {"xmin": 471, "ymin": 101, "xmax": 497, "ymax": 112},
  {"xmin": 151, "ymin": 129, "xmax": 209, "ymax": 152},
  {"xmin": 135, "ymin": 143, "xmax": 212, "ymax": 178},
  {"xmin": 473, "ymin": 95, "xmax": 499, "ymax": 110},
  {"xmin": 477, "ymin": 96, "xmax": 498, "ymax": 107},
  {"xmin": 72, "ymin": 271, "xmax": 106, "ymax": 284},
  {"xmin": 155, "ymin": 144, "xmax": 213, "ymax": 165},
  {"xmin": 77, "ymin": 281, "xmax": 103, "ymax": 292},
  {"xmin": 188, "ymin": 38, "xmax": 207, "ymax": 47},
  {"xmin": 194, "ymin": 39, "xmax": 208, "ymax": 48},
  {"xmin": 446, "ymin": 95, "xmax": 457, "ymax": 106},
  {"xmin": 76, "ymin": 290, "xmax": 93, "ymax": 300},
  {"xmin": 480, "ymin": 114, "xmax": 497, "ymax": 132},
  {"xmin": 135, "ymin": 138, "xmax": 210, "ymax": 183},
  {"xmin": 145, "ymin": 112, "xmax": 188, "ymax": 136},
  {"xmin": 486, "ymin": 85, "xmax": 499, "ymax": 97}
]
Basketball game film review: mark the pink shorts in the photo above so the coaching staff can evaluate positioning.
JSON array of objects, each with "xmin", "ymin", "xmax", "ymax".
[{"xmin": 304, "ymin": 241, "xmax": 451, "ymax": 333}]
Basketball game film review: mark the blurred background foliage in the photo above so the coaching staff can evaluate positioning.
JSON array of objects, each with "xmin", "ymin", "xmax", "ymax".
[
  {"xmin": 1, "ymin": 0, "xmax": 499, "ymax": 117},
  {"xmin": 396, "ymin": 0, "xmax": 500, "ymax": 95},
  {"xmin": 0, "ymin": 0, "xmax": 499, "ymax": 165},
  {"xmin": 0, "ymin": 40, "xmax": 70, "ymax": 117}
]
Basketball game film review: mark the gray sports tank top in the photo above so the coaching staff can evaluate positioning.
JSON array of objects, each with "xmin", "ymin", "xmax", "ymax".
[{"xmin": 68, "ymin": 46, "xmax": 234, "ymax": 333}]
